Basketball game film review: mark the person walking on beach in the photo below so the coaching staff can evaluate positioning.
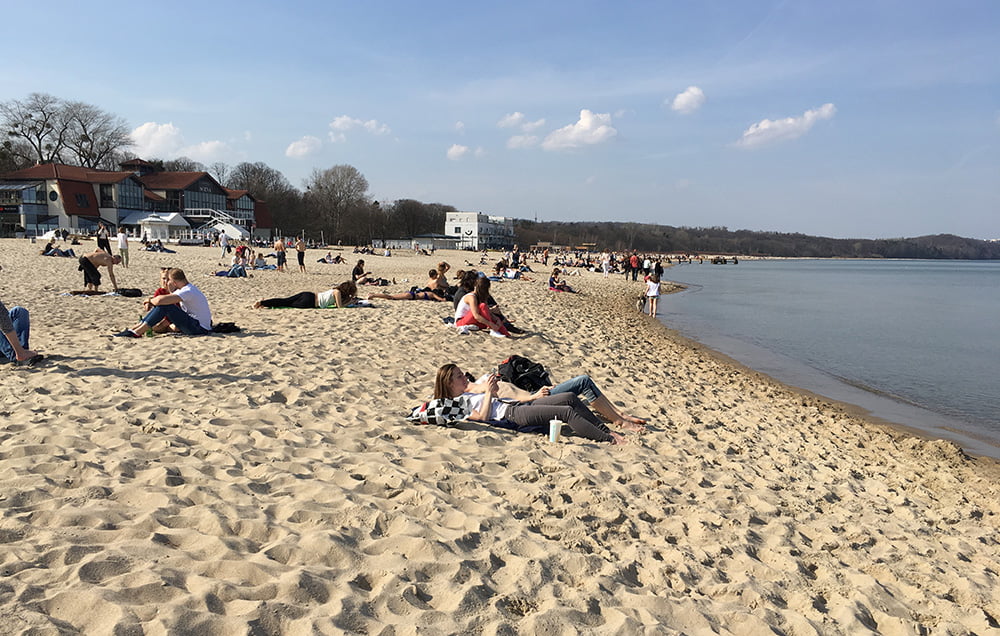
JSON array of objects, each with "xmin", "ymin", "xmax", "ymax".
[
  {"xmin": 114, "ymin": 268, "xmax": 211, "ymax": 337},
  {"xmin": 219, "ymin": 231, "xmax": 229, "ymax": 260},
  {"xmin": 295, "ymin": 237, "xmax": 307, "ymax": 273},
  {"xmin": 629, "ymin": 252, "xmax": 640, "ymax": 281},
  {"xmin": 116, "ymin": 227, "xmax": 129, "ymax": 268},
  {"xmin": 78, "ymin": 250, "xmax": 121, "ymax": 292},
  {"xmin": 600, "ymin": 251, "xmax": 611, "ymax": 278},
  {"xmin": 95, "ymin": 222, "xmax": 112, "ymax": 254},
  {"xmin": 0, "ymin": 299, "xmax": 42, "ymax": 366},
  {"xmin": 644, "ymin": 273, "xmax": 661, "ymax": 317}
]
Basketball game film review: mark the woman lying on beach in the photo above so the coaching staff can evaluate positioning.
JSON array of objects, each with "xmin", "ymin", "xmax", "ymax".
[
  {"xmin": 435, "ymin": 364, "xmax": 626, "ymax": 444},
  {"xmin": 253, "ymin": 281, "xmax": 357, "ymax": 309},
  {"xmin": 482, "ymin": 371, "xmax": 647, "ymax": 432}
]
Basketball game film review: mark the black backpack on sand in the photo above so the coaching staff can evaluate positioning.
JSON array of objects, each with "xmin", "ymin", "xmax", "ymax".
[{"xmin": 497, "ymin": 355, "xmax": 552, "ymax": 392}]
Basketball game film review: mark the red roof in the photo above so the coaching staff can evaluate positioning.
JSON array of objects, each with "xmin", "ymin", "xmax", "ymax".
[
  {"xmin": 2, "ymin": 163, "xmax": 133, "ymax": 184},
  {"xmin": 56, "ymin": 180, "xmax": 100, "ymax": 216},
  {"xmin": 138, "ymin": 172, "xmax": 209, "ymax": 190},
  {"xmin": 224, "ymin": 187, "xmax": 252, "ymax": 201}
]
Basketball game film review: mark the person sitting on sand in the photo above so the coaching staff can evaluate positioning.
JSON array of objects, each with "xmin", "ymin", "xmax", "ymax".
[
  {"xmin": 452, "ymin": 270, "xmax": 523, "ymax": 334},
  {"xmin": 435, "ymin": 262, "xmax": 451, "ymax": 291},
  {"xmin": 455, "ymin": 277, "xmax": 509, "ymax": 337},
  {"xmin": 254, "ymin": 281, "xmax": 358, "ymax": 309},
  {"xmin": 78, "ymin": 250, "xmax": 121, "ymax": 292},
  {"xmin": 252, "ymin": 254, "xmax": 275, "ymax": 270},
  {"xmin": 434, "ymin": 364, "xmax": 626, "ymax": 444},
  {"xmin": 421, "ymin": 269, "xmax": 440, "ymax": 290},
  {"xmin": 1, "ymin": 298, "xmax": 42, "ymax": 366},
  {"xmin": 114, "ymin": 268, "xmax": 211, "ymax": 337},
  {"xmin": 352, "ymin": 259, "xmax": 373, "ymax": 285},
  {"xmin": 143, "ymin": 268, "xmax": 175, "ymax": 334},
  {"xmin": 41, "ymin": 242, "xmax": 75, "ymax": 257},
  {"xmin": 548, "ymin": 268, "xmax": 576, "ymax": 293}
]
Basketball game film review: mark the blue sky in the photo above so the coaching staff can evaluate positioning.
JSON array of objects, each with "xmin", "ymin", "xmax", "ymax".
[{"xmin": 4, "ymin": 0, "xmax": 999, "ymax": 239}]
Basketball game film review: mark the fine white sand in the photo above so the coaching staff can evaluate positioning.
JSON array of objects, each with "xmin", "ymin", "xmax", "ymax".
[{"xmin": 1, "ymin": 239, "xmax": 998, "ymax": 634}]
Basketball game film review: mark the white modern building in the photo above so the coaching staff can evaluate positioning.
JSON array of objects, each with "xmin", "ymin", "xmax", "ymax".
[{"xmin": 445, "ymin": 211, "xmax": 514, "ymax": 250}]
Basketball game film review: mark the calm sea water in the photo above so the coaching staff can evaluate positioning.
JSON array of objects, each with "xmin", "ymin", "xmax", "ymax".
[{"xmin": 660, "ymin": 259, "xmax": 1000, "ymax": 458}]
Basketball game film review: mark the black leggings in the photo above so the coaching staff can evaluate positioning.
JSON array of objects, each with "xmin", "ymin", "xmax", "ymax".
[
  {"xmin": 259, "ymin": 291, "xmax": 316, "ymax": 308},
  {"xmin": 505, "ymin": 393, "xmax": 612, "ymax": 442}
]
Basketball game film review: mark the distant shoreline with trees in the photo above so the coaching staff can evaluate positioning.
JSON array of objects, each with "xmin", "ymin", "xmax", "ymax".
[{"xmin": 514, "ymin": 221, "xmax": 1000, "ymax": 260}]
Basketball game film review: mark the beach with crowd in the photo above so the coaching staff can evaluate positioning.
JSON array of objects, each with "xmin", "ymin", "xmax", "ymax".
[{"xmin": 1, "ymin": 236, "xmax": 998, "ymax": 634}]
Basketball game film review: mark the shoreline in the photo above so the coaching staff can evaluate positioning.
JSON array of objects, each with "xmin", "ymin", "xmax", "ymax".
[
  {"xmin": 2, "ymin": 240, "xmax": 999, "ymax": 633},
  {"xmin": 659, "ymin": 296, "xmax": 1000, "ymax": 462},
  {"xmin": 660, "ymin": 259, "xmax": 1000, "ymax": 462}
]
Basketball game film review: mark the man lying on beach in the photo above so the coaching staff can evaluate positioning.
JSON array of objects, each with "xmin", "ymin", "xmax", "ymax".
[
  {"xmin": 1, "ymin": 299, "xmax": 43, "ymax": 366},
  {"xmin": 114, "ymin": 268, "xmax": 212, "ymax": 337},
  {"xmin": 79, "ymin": 250, "xmax": 121, "ymax": 292}
]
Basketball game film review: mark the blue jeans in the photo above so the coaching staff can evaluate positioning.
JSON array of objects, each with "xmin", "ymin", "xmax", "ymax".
[
  {"xmin": 549, "ymin": 374, "xmax": 602, "ymax": 404},
  {"xmin": 142, "ymin": 305, "xmax": 210, "ymax": 336},
  {"xmin": 0, "ymin": 306, "xmax": 30, "ymax": 361}
]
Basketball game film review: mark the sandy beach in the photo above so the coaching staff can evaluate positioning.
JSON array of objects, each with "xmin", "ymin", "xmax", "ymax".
[{"xmin": 1, "ymin": 238, "xmax": 998, "ymax": 634}]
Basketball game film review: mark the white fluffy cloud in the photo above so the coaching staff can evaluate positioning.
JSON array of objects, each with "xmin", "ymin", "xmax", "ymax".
[
  {"xmin": 737, "ymin": 103, "xmax": 837, "ymax": 148},
  {"xmin": 499, "ymin": 112, "xmax": 546, "ymax": 147},
  {"xmin": 285, "ymin": 135, "xmax": 322, "ymax": 158},
  {"xmin": 130, "ymin": 122, "xmax": 229, "ymax": 161},
  {"xmin": 447, "ymin": 144, "xmax": 469, "ymax": 160},
  {"xmin": 447, "ymin": 144, "xmax": 485, "ymax": 160},
  {"xmin": 131, "ymin": 122, "xmax": 184, "ymax": 157},
  {"xmin": 670, "ymin": 86, "xmax": 706, "ymax": 114},
  {"xmin": 455, "ymin": 121, "xmax": 465, "ymax": 134},
  {"xmin": 499, "ymin": 112, "xmax": 546, "ymax": 131},
  {"xmin": 328, "ymin": 115, "xmax": 391, "ymax": 142},
  {"xmin": 497, "ymin": 112, "xmax": 526, "ymax": 128},
  {"xmin": 542, "ymin": 110, "xmax": 617, "ymax": 151},
  {"xmin": 506, "ymin": 135, "xmax": 538, "ymax": 149}
]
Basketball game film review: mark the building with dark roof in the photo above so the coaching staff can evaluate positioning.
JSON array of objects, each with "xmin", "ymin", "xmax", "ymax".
[{"xmin": 0, "ymin": 159, "xmax": 269, "ymax": 237}]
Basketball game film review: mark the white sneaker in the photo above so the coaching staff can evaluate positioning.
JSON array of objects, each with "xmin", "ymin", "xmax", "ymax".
[
  {"xmin": 457, "ymin": 326, "xmax": 471, "ymax": 335},
  {"xmin": 489, "ymin": 330, "xmax": 508, "ymax": 338}
]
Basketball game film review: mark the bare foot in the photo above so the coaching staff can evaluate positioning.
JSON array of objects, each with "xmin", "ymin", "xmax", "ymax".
[
  {"xmin": 616, "ymin": 420, "xmax": 647, "ymax": 433},
  {"xmin": 610, "ymin": 432, "xmax": 628, "ymax": 445},
  {"xmin": 15, "ymin": 349, "xmax": 39, "ymax": 362},
  {"xmin": 252, "ymin": 300, "xmax": 263, "ymax": 309}
]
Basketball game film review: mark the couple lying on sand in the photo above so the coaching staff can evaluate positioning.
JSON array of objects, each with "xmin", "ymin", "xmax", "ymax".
[{"xmin": 429, "ymin": 363, "xmax": 647, "ymax": 445}]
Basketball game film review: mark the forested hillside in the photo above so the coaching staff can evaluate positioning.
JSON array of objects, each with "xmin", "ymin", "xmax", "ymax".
[{"xmin": 513, "ymin": 220, "xmax": 1000, "ymax": 259}]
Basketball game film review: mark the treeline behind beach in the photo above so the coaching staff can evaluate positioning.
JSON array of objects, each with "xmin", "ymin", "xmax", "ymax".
[{"xmin": 514, "ymin": 220, "xmax": 1000, "ymax": 259}]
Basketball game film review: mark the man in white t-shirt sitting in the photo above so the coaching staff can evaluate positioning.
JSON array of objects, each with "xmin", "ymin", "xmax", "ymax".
[{"xmin": 114, "ymin": 268, "xmax": 213, "ymax": 337}]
